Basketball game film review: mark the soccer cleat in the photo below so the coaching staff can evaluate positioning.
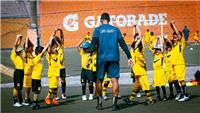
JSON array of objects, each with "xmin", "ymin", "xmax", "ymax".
[
  {"xmin": 123, "ymin": 98, "xmax": 135, "ymax": 105},
  {"xmin": 146, "ymin": 99, "xmax": 155, "ymax": 105},
  {"xmin": 96, "ymin": 103, "xmax": 103, "ymax": 110},
  {"xmin": 162, "ymin": 96, "xmax": 167, "ymax": 101},
  {"xmin": 61, "ymin": 94, "xmax": 67, "ymax": 100},
  {"xmin": 13, "ymin": 102, "xmax": 23, "ymax": 107},
  {"xmin": 175, "ymin": 93, "xmax": 182, "ymax": 100},
  {"xmin": 103, "ymin": 95, "xmax": 108, "ymax": 100},
  {"xmin": 117, "ymin": 94, "xmax": 122, "ymax": 99},
  {"xmin": 112, "ymin": 104, "xmax": 120, "ymax": 111},
  {"xmin": 55, "ymin": 96, "xmax": 60, "ymax": 100},
  {"xmin": 45, "ymin": 98, "xmax": 52, "ymax": 105},
  {"xmin": 82, "ymin": 95, "xmax": 87, "ymax": 101},
  {"xmin": 137, "ymin": 93, "xmax": 142, "ymax": 98},
  {"xmin": 88, "ymin": 94, "xmax": 93, "ymax": 100},
  {"xmin": 52, "ymin": 99, "xmax": 59, "ymax": 105},
  {"xmin": 178, "ymin": 95, "xmax": 190, "ymax": 102},
  {"xmin": 31, "ymin": 103, "xmax": 41, "ymax": 110},
  {"xmin": 22, "ymin": 100, "xmax": 30, "ymax": 106}
]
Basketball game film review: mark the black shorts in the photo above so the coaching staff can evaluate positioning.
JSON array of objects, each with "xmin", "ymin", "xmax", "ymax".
[
  {"xmin": 13, "ymin": 69, "xmax": 24, "ymax": 90},
  {"xmin": 60, "ymin": 68, "xmax": 66, "ymax": 78},
  {"xmin": 32, "ymin": 79, "xmax": 41, "ymax": 93},
  {"xmin": 81, "ymin": 68, "xmax": 94, "ymax": 82}
]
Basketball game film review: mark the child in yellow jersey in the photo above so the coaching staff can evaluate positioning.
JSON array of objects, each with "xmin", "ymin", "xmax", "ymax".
[
  {"xmin": 10, "ymin": 35, "xmax": 24, "ymax": 107},
  {"xmin": 144, "ymin": 29, "xmax": 151, "ymax": 45},
  {"xmin": 22, "ymin": 37, "xmax": 34, "ymax": 106},
  {"xmin": 194, "ymin": 30, "xmax": 199, "ymax": 45},
  {"xmin": 164, "ymin": 37, "xmax": 182, "ymax": 100},
  {"xmin": 31, "ymin": 41, "xmax": 50, "ymax": 110},
  {"xmin": 54, "ymin": 28, "xmax": 67, "ymax": 100},
  {"xmin": 124, "ymin": 25, "xmax": 154, "ymax": 105},
  {"xmin": 153, "ymin": 36, "xmax": 167, "ymax": 101},
  {"xmin": 77, "ymin": 41, "xmax": 95, "ymax": 101},
  {"xmin": 45, "ymin": 36, "xmax": 61, "ymax": 105},
  {"xmin": 170, "ymin": 21, "xmax": 189, "ymax": 101}
]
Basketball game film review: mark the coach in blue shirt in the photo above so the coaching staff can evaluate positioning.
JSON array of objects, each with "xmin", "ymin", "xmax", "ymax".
[{"xmin": 89, "ymin": 13, "xmax": 132, "ymax": 111}]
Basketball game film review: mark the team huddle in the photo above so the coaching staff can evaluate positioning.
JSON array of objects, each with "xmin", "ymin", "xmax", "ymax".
[{"xmin": 10, "ymin": 13, "xmax": 190, "ymax": 111}]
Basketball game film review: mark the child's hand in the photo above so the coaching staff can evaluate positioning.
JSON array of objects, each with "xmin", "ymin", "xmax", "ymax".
[{"xmin": 17, "ymin": 34, "xmax": 22, "ymax": 39}]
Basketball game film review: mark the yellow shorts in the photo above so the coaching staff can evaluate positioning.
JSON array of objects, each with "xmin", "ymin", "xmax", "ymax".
[
  {"xmin": 23, "ymin": 74, "xmax": 32, "ymax": 88},
  {"xmin": 153, "ymin": 69, "xmax": 167, "ymax": 87},
  {"xmin": 136, "ymin": 75, "xmax": 150, "ymax": 91},
  {"xmin": 174, "ymin": 65, "xmax": 186, "ymax": 81},
  {"xmin": 166, "ymin": 70, "xmax": 177, "ymax": 82},
  {"xmin": 133, "ymin": 63, "xmax": 147, "ymax": 76},
  {"xmin": 48, "ymin": 77, "xmax": 59, "ymax": 88}
]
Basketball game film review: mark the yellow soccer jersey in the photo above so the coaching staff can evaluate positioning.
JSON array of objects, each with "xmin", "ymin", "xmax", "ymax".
[
  {"xmin": 31, "ymin": 54, "xmax": 43, "ymax": 80},
  {"xmin": 153, "ymin": 53, "xmax": 164, "ymax": 69},
  {"xmin": 58, "ymin": 48, "xmax": 65, "ymax": 69},
  {"xmin": 22, "ymin": 52, "xmax": 34, "ymax": 75},
  {"xmin": 131, "ymin": 48, "xmax": 147, "ymax": 76},
  {"xmin": 164, "ymin": 51, "xmax": 173, "ymax": 71},
  {"xmin": 80, "ymin": 50, "xmax": 93, "ymax": 70},
  {"xmin": 144, "ymin": 31, "xmax": 151, "ymax": 44},
  {"xmin": 194, "ymin": 32, "xmax": 199, "ymax": 41},
  {"xmin": 10, "ymin": 49, "xmax": 24, "ymax": 69},
  {"xmin": 46, "ymin": 52, "xmax": 60, "ymax": 77},
  {"xmin": 171, "ymin": 38, "xmax": 185, "ymax": 65},
  {"xmin": 92, "ymin": 52, "xmax": 97, "ymax": 72}
]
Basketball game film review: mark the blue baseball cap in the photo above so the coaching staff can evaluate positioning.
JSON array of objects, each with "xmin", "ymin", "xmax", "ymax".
[{"xmin": 81, "ymin": 41, "xmax": 91, "ymax": 49}]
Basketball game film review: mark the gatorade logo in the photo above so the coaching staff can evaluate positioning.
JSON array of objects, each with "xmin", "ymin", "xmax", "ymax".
[
  {"xmin": 63, "ymin": 13, "xmax": 167, "ymax": 32},
  {"xmin": 63, "ymin": 14, "xmax": 79, "ymax": 31}
]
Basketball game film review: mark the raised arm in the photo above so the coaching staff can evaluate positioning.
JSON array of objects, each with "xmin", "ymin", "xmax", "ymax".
[
  {"xmin": 14, "ymin": 35, "xmax": 22, "ymax": 50},
  {"xmin": 55, "ymin": 28, "xmax": 64, "ymax": 46},
  {"xmin": 170, "ymin": 20, "xmax": 182, "ymax": 40}
]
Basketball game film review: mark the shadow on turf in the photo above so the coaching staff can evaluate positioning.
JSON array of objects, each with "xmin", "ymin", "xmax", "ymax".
[{"xmin": 38, "ymin": 99, "xmax": 76, "ymax": 110}]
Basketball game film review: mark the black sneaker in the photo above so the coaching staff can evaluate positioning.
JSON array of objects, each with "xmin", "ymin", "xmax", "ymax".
[
  {"xmin": 112, "ymin": 104, "xmax": 120, "ymax": 111},
  {"xmin": 146, "ymin": 99, "xmax": 155, "ymax": 105},
  {"xmin": 123, "ymin": 98, "xmax": 134, "ymax": 105},
  {"xmin": 96, "ymin": 104, "xmax": 103, "ymax": 110}
]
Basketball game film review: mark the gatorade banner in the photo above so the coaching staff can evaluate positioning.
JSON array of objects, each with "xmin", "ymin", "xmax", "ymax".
[{"xmin": 40, "ymin": 1, "xmax": 200, "ymax": 47}]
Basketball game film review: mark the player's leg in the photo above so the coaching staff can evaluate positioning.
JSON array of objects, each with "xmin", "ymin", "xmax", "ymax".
[
  {"xmin": 96, "ymin": 60, "xmax": 106, "ymax": 110},
  {"xmin": 81, "ymin": 69, "xmax": 87, "ymax": 101},
  {"xmin": 102, "ymin": 80, "xmax": 109, "ymax": 100},
  {"xmin": 45, "ymin": 77, "xmax": 53, "ymax": 105},
  {"xmin": 87, "ymin": 70, "xmax": 94, "ymax": 100},
  {"xmin": 168, "ymin": 82, "xmax": 175, "ymax": 100},
  {"xmin": 23, "ymin": 75, "xmax": 32, "ymax": 106},
  {"xmin": 107, "ymin": 61, "xmax": 120, "ymax": 111},
  {"xmin": 156, "ymin": 86, "xmax": 161, "ymax": 101},
  {"xmin": 161, "ymin": 86, "xmax": 167, "ymax": 101},
  {"xmin": 123, "ymin": 77, "xmax": 139, "ymax": 104},
  {"xmin": 31, "ymin": 79, "xmax": 41, "ymax": 110},
  {"xmin": 60, "ymin": 68, "xmax": 67, "ymax": 100}
]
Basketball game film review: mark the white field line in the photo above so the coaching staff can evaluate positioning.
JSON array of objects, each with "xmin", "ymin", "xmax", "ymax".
[{"xmin": 1, "ymin": 66, "xmax": 199, "ymax": 88}]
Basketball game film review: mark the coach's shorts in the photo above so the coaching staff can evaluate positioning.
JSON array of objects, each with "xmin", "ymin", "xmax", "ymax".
[
  {"xmin": 48, "ymin": 77, "xmax": 59, "ymax": 88},
  {"xmin": 13, "ymin": 69, "xmax": 24, "ymax": 90},
  {"xmin": 81, "ymin": 68, "xmax": 94, "ymax": 82},
  {"xmin": 23, "ymin": 74, "xmax": 32, "ymax": 88},
  {"xmin": 97, "ymin": 61, "xmax": 120, "ymax": 79},
  {"xmin": 32, "ymin": 79, "xmax": 41, "ymax": 93},
  {"xmin": 60, "ymin": 68, "xmax": 66, "ymax": 78}
]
